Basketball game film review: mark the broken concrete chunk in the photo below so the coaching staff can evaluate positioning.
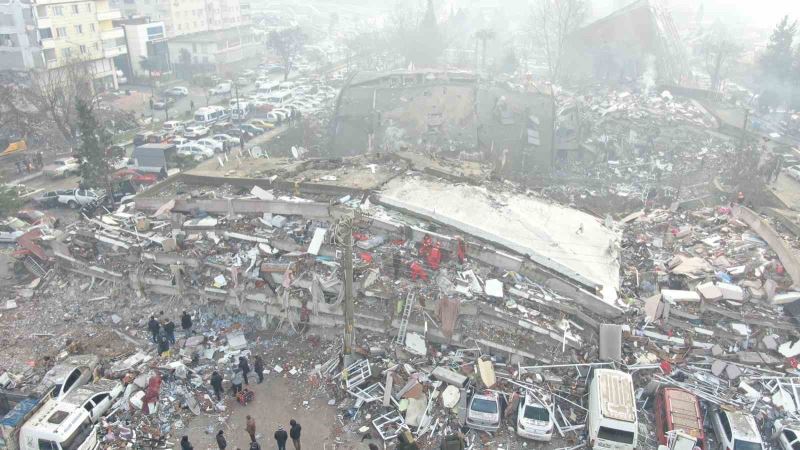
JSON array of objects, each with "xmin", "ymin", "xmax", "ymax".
[
  {"xmin": 661, "ymin": 289, "xmax": 701, "ymax": 303},
  {"xmin": 718, "ymin": 283, "xmax": 744, "ymax": 301},
  {"xmin": 599, "ymin": 324, "xmax": 622, "ymax": 361},
  {"xmin": 710, "ymin": 359, "xmax": 727, "ymax": 376},
  {"xmin": 696, "ymin": 282, "xmax": 722, "ymax": 301},
  {"xmin": 404, "ymin": 332, "xmax": 426, "ymax": 356},
  {"xmin": 484, "ymin": 279, "xmax": 504, "ymax": 298}
]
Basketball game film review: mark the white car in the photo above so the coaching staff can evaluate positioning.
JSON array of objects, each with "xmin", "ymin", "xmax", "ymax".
[
  {"xmin": 209, "ymin": 82, "xmax": 232, "ymax": 96},
  {"xmin": 43, "ymin": 157, "xmax": 80, "ymax": 178},
  {"xmin": 466, "ymin": 391, "xmax": 501, "ymax": 432},
  {"xmin": 266, "ymin": 111, "xmax": 287, "ymax": 123},
  {"xmin": 774, "ymin": 421, "xmax": 800, "ymax": 450},
  {"xmin": 164, "ymin": 86, "xmax": 189, "ymax": 97},
  {"xmin": 196, "ymin": 138, "xmax": 223, "ymax": 153},
  {"xmin": 177, "ymin": 143, "xmax": 214, "ymax": 160},
  {"xmin": 211, "ymin": 134, "xmax": 238, "ymax": 145},
  {"xmin": 785, "ymin": 165, "xmax": 800, "ymax": 182},
  {"xmin": 0, "ymin": 222, "xmax": 25, "ymax": 243},
  {"xmin": 172, "ymin": 136, "xmax": 191, "ymax": 147},
  {"xmin": 516, "ymin": 392, "xmax": 553, "ymax": 442},
  {"xmin": 162, "ymin": 120, "xmax": 185, "ymax": 133},
  {"xmin": 61, "ymin": 379, "xmax": 124, "ymax": 423},
  {"xmin": 184, "ymin": 125, "xmax": 210, "ymax": 138},
  {"xmin": 711, "ymin": 409, "xmax": 764, "ymax": 450}
]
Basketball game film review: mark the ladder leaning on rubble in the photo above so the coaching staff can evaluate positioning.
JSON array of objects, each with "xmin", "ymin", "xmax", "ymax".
[{"xmin": 395, "ymin": 292, "xmax": 416, "ymax": 346}]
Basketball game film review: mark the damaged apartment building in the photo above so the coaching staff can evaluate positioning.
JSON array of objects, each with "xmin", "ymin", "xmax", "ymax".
[{"xmin": 38, "ymin": 153, "xmax": 624, "ymax": 366}]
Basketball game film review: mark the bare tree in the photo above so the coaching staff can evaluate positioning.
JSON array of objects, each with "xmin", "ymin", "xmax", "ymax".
[
  {"xmin": 529, "ymin": 0, "xmax": 587, "ymax": 82},
  {"xmin": 267, "ymin": 26, "xmax": 308, "ymax": 81},
  {"xmin": 26, "ymin": 58, "xmax": 100, "ymax": 145},
  {"xmin": 699, "ymin": 23, "xmax": 742, "ymax": 91}
]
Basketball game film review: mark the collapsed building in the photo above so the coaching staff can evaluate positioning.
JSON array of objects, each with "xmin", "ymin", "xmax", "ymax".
[
  {"xmin": 330, "ymin": 70, "xmax": 556, "ymax": 174},
  {"xmin": 562, "ymin": 0, "xmax": 689, "ymax": 85}
]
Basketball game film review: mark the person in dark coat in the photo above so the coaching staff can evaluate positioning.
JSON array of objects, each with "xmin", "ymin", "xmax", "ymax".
[
  {"xmin": 181, "ymin": 310, "xmax": 192, "ymax": 335},
  {"xmin": 157, "ymin": 334, "xmax": 169, "ymax": 356},
  {"xmin": 289, "ymin": 420, "xmax": 301, "ymax": 450},
  {"xmin": 180, "ymin": 436, "xmax": 193, "ymax": 450},
  {"xmin": 254, "ymin": 356, "xmax": 264, "ymax": 384},
  {"xmin": 148, "ymin": 316, "xmax": 160, "ymax": 343},
  {"xmin": 210, "ymin": 371, "xmax": 223, "ymax": 401},
  {"xmin": 216, "ymin": 430, "xmax": 227, "ymax": 450},
  {"xmin": 164, "ymin": 319, "xmax": 176, "ymax": 345},
  {"xmin": 273, "ymin": 426, "xmax": 288, "ymax": 450},
  {"xmin": 238, "ymin": 356, "xmax": 250, "ymax": 385}
]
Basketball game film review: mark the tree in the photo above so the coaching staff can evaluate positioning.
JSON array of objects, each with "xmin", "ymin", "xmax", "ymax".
[
  {"xmin": 75, "ymin": 97, "xmax": 123, "ymax": 198},
  {"xmin": 475, "ymin": 29, "xmax": 496, "ymax": 72},
  {"xmin": 267, "ymin": 27, "xmax": 307, "ymax": 81},
  {"xmin": 0, "ymin": 185, "xmax": 21, "ymax": 217},
  {"xmin": 529, "ymin": 0, "xmax": 587, "ymax": 82},
  {"xmin": 699, "ymin": 23, "xmax": 741, "ymax": 91},
  {"xmin": 760, "ymin": 15, "xmax": 797, "ymax": 83},
  {"xmin": 416, "ymin": 0, "xmax": 443, "ymax": 66}
]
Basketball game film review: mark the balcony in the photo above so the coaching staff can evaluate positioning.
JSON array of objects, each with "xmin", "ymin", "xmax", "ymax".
[
  {"xmin": 36, "ymin": 17, "xmax": 51, "ymax": 28},
  {"xmin": 96, "ymin": 9, "xmax": 122, "ymax": 21},
  {"xmin": 40, "ymin": 37, "xmax": 55, "ymax": 49},
  {"xmin": 103, "ymin": 44, "xmax": 126, "ymax": 58},
  {"xmin": 100, "ymin": 27, "xmax": 124, "ymax": 40}
]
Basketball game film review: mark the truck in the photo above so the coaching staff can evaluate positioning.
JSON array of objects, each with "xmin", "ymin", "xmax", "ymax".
[
  {"xmin": 654, "ymin": 388, "xmax": 705, "ymax": 449},
  {"xmin": 129, "ymin": 143, "xmax": 177, "ymax": 177},
  {"xmin": 587, "ymin": 369, "xmax": 638, "ymax": 450}
]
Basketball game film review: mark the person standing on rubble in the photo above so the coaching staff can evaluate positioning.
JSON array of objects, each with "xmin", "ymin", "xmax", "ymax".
[
  {"xmin": 239, "ymin": 356, "xmax": 251, "ymax": 385},
  {"xmin": 273, "ymin": 426, "xmax": 288, "ymax": 450},
  {"xmin": 232, "ymin": 368, "xmax": 243, "ymax": 396},
  {"xmin": 180, "ymin": 436, "xmax": 193, "ymax": 450},
  {"xmin": 157, "ymin": 334, "xmax": 169, "ymax": 356},
  {"xmin": 288, "ymin": 420, "xmax": 301, "ymax": 450},
  {"xmin": 181, "ymin": 310, "xmax": 193, "ymax": 336},
  {"xmin": 148, "ymin": 316, "xmax": 161, "ymax": 343},
  {"xmin": 164, "ymin": 318, "xmax": 176, "ymax": 345},
  {"xmin": 254, "ymin": 356, "xmax": 264, "ymax": 384},
  {"xmin": 245, "ymin": 415, "xmax": 257, "ymax": 442},
  {"xmin": 216, "ymin": 430, "xmax": 227, "ymax": 450},
  {"xmin": 210, "ymin": 370, "xmax": 223, "ymax": 401}
]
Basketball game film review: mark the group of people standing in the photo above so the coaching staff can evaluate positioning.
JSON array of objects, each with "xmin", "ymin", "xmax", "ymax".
[
  {"xmin": 147, "ymin": 310, "xmax": 193, "ymax": 356},
  {"xmin": 181, "ymin": 419, "xmax": 302, "ymax": 450},
  {"xmin": 14, "ymin": 152, "xmax": 43, "ymax": 174},
  {"xmin": 208, "ymin": 354, "xmax": 265, "ymax": 402}
]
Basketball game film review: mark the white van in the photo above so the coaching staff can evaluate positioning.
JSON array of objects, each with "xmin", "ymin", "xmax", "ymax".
[
  {"xmin": 711, "ymin": 409, "xmax": 764, "ymax": 450},
  {"xmin": 18, "ymin": 399, "xmax": 99, "ymax": 450},
  {"xmin": 231, "ymin": 102, "xmax": 252, "ymax": 121},
  {"xmin": 266, "ymin": 90, "xmax": 293, "ymax": 107},
  {"xmin": 587, "ymin": 369, "xmax": 638, "ymax": 449},
  {"xmin": 256, "ymin": 80, "xmax": 280, "ymax": 93},
  {"xmin": 194, "ymin": 106, "xmax": 228, "ymax": 125}
]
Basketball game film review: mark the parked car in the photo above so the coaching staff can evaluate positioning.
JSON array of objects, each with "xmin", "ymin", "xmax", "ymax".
[
  {"xmin": 112, "ymin": 168, "xmax": 158, "ymax": 185},
  {"xmin": 249, "ymin": 119, "xmax": 275, "ymax": 129},
  {"xmin": 774, "ymin": 420, "xmax": 800, "ymax": 450},
  {"xmin": 43, "ymin": 157, "xmax": 80, "ymax": 178},
  {"xmin": 16, "ymin": 209, "xmax": 59, "ymax": 228},
  {"xmin": 61, "ymin": 379, "xmax": 124, "ymax": 423},
  {"xmin": 162, "ymin": 120, "xmax": 185, "ymax": 134},
  {"xmin": 516, "ymin": 392, "xmax": 553, "ymax": 442},
  {"xmin": 466, "ymin": 391, "xmax": 502, "ymax": 432},
  {"xmin": 36, "ymin": 189, "xmax": 101, "ymax": 209},
  {"xmin": 211, "ymin": 133, "xmax": 239, "ymax": 145},
  {"xmin": 711, "ymin": 409, "xmax": 764, "ymax": 450},
  {"xmin": 785, "ymin": 165, "xmax": 800, "ymax": 182},
  {"xmin": 152, "ymin": 97, "xmax": 175, "ymax": 110},
  {"xmin": 654, "ymin": 388, "xmax": 705, "ymax": 449},
  {"xmin": 209, "ymin": 82, "xmax": 232, "ymax": 96},
  {"xmin": 240, "ymin": 124, "xmax": 265, "ymax": 135},
  {"xmin": 38, "ymin": 354, "xmax": 100, "ymax": 400},
  {"xmin": 184, "ymin": 125, "xmax": 210, "ymax": 138},
  {"xmin": 164, "ymin": 86, "xmax": 189, "ymax": 97},
  {"xmin": 133, "ymin": 131, "xmax": 154, "ymax": 146},
  {"xmin": 224, "ymin": 128, "xmax": 251, "ymax": 140},
  {"xmin": 177, "ymin": 143, "xmax": 214, "ymax": 160},
  {"xmin": 0, "ymin": 221, "xmax": 25, "ymax": 243},
  {"xmin": 236, "ymin": 77, "xmax": 249, "ymax": 87},
  {"xmin": 196, "ymin": 138, "xmax": 224, "ymax": 153}
]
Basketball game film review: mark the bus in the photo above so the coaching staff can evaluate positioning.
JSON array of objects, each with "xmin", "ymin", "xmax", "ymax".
[
  {"xmin": 193, "ymin": 106, "xmax": 228, "ymax": 125},
  {"xmin": 266, "ymin": 90, "xmax": 293, "ymax": 107}
]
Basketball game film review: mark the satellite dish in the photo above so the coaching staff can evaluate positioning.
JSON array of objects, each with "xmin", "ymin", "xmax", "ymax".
[
  {"xmin": 251, "ymin": 146, "xmax": 263, "ymax": 157},
  {"xmin": 291, "ymin": 146, "xmax": 300, "ymax": 159}
]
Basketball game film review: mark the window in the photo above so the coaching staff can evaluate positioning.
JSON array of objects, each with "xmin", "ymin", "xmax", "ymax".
[
  {"xmin": 597, "ymin": 427, "xmax": 635, "ymax": 445},
  {"xmin": 79, "ymin": 44, "xmax": 86, "ymax": 54},
  {"xmin": 36, "ymin": 5, "xmax": 48, "ymax": 17},
  {"xmin": 84, "ymin": 3, "xmax": 91, "ymax": 11},
  {"xmin": 90, "ymin": 23, "xmax": 96, "ymax": 32},
  {"xmin": 71, "ymin": 4, "xmax": 79, "ymax": 14},
  {"xmin": 39, "ymin": 27, "xmax": 53, "ymax": 39},
  {"xmin": 38, "ymin": 439, "xmax": 58, "ymax": 450},
  {"xmin": 52, "ymin": 6, "xmax": 63, "ymax": 15},
  {"xmin": 719, "ymin": 412, "xmax": 732, "ymax": 441},
  {"xmin": 43, "ymin": 48, "xmax": 56, "ymax": 61},
  {"xmin": 55, "ymin": 27, "xmax": 66, "ymax": 37},
  {"xmin": 74, "ymin": 24, "xmax": 82, "ymax": 34}
]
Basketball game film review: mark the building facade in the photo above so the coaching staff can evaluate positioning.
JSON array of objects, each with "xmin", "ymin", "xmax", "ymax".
[
  {"xmin": 167, "ymin": 24, "xmax": 256, "ymax": 73},
  {"xmin": 0, "ymin": 0, "xmax": 42, "ymax": 71},
  {"xmin": 110, "ymin": 0, "xmax": 243, "ymax": 37},
  {"xmin": 119, "ymin": 18, "xmax": 167, "ymax": 78}
]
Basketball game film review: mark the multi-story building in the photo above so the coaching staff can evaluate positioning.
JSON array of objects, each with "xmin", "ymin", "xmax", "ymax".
[
  {"xmin": 167, "ymin": 24, "xmax": 256, "ymax": 73},
  {"xmin": 110, "ymin": 0, "xmax": 244, "ymax": 37},
  {"xmin": 1, "ymin": 0, "xmax": 127, "ymax": 89},
  {"xmin": 0, "ymin": 0, "xmax": 43, "ymax": 72},
  {"xmin": 118, "ymin": 17, "xmax": 168, "ymax": 78}
]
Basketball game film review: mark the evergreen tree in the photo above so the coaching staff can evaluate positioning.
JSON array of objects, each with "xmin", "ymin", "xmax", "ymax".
[
  {"xmin": 760, "ymin": 15, "xmax": 797, "ymax": 83},
  {"xmin": 75, "ymin": 98, "xmax": 122, "ymax": 198},
  {"xmin": 0, "ymin": 185, "xmax": 21, "ymax": 217},
  {"xmin": 415, "ymin": 0, "xmax": 443, "ymax": 67}
]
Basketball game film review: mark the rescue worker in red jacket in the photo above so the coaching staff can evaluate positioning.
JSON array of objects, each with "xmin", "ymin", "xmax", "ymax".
[
  {"xmin": 427, "ymin": 242, "xmax": 442, "ymax": 270},
  {"xmin": 410, "ymin": 260, "xmax": 428, "ymax": 281},
  {"xmin": 419, "ymin": 234, "xmax": 433, "ymax": 258}
]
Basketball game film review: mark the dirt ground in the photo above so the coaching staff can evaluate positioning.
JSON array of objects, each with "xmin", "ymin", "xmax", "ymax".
[{"xmin": 182, "ymin": 376, "xmax": 345, "ymax": 450}]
